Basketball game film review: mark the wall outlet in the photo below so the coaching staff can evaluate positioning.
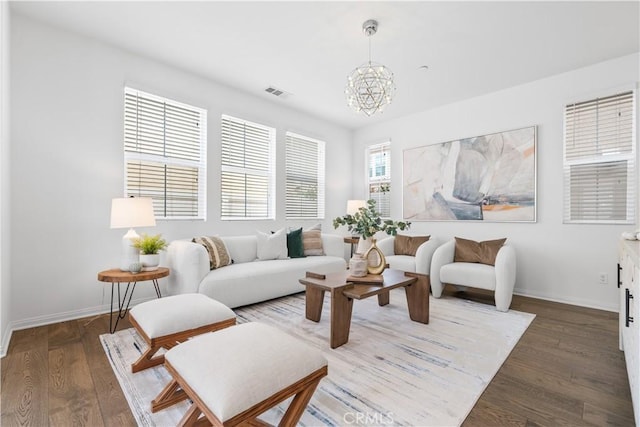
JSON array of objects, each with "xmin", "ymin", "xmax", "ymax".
[{"xmin": 599, "ymin": 273, "xmax": 609, "ymax": 284}]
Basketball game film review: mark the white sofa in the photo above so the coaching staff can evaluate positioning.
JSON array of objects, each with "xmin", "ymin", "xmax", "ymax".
[
  {"xmin": 164, "ymin": 233, "xmax": 346, "ymax": 308},
  {"xmin": 376, "ymin": 235, "xmax": 440, "ymax": 275}
]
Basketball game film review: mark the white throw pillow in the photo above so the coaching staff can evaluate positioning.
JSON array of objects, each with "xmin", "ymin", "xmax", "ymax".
[
  {"xmin": 305, "ymin": 223, "xmax": 322, "ymax": 232},
  {"xmin": 256, "ymin": 229, "xmax": 288, "ymax": 260}
]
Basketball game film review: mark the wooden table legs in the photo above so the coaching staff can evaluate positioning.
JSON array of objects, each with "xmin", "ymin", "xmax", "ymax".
[
  {"xmin": 305, "ymin": 287, "xmax": 325, "ymax": 322},
  {"xmin": 303, "ymin": 271, "xmax": 430, "ymax": 349},
  {"xmin": 404, "ymin": 272, "xmax": 430, "ymax": 324},
  {"xmin": 377, "ymin": 292, "xmax": 390, "ymax": 306},
  {"xmin": 305, "ymin": 285, "xmax": 354, "ymax": 349},
  {"xmin": 330, "ymin": 287, "xmax": 354, "ymax": 349}
]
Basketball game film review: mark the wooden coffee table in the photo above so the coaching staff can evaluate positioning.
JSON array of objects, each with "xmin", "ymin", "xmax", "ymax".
[{"xmin": 298, "ymin": 269, "xmax": 430, "ymax": 348}]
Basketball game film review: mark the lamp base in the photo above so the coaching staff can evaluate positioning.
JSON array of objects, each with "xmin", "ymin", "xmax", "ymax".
[{"xmin": 119, "ymin": 229, "xmax": 140, "ymax": 271}]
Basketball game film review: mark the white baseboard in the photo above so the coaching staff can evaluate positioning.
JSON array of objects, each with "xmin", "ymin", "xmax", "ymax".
[
  {"xmin": 0, "ymin": 325, "xmax": 12, "ymax": 358},
  {"xmin": 0, "ymin": 295, "xmax": 155, "ymax": 358},
  {"xmin": 513, "ymin": 289, "xmax": 618, "ymax": 313}
]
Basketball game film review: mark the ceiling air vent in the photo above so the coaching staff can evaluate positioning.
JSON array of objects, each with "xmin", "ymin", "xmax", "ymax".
[{"xmin": 264, "ymin": 86, "xmax": 290, "ymax": 99}]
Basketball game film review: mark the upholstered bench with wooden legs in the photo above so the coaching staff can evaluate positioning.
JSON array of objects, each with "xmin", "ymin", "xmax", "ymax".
[
  {"xmin": 153, "ymin": 322, "xmax": 328, "ymax": 427},
  {"xmin": 128, "ymin": 293, "xmax": 236, "ymax": 373}
]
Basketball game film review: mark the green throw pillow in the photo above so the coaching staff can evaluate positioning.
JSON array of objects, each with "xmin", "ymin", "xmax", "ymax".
[{"xmin": 287, "ymin": 227, "xmax": 306, "ymax": 258}]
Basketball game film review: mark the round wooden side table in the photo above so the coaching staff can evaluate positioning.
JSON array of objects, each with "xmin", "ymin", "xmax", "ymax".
[
  {"xmin": 344, "ymin": 236, "xmax": 361, "ymax": 257},
  {"xmin": 97, "ymin": 267, "xmax": 170, "ymax": 333}
]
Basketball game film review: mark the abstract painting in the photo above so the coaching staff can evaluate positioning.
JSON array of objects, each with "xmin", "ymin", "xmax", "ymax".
[{"xmin": 403, "ymin": 126, "xmax": 536, "ymax": 222}]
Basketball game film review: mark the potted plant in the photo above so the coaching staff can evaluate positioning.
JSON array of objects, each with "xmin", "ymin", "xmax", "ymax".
[
  {"xmin": 132, "ymin": 233, "xmax": 168, "ymax": 271},
  {"xmin": 333, "ymin": 199, "xmax": 410, "ymax": 239},
  {"xmin": 333, "ymin": 199, "xmax": 410, "ymax": 274}
]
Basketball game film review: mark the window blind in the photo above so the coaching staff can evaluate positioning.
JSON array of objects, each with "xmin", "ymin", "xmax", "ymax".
[
  {"xmin": 563, "ymin": 90, "xmax": 635, "ymax": 223},
  {"xmin": 285, "ymin": 132, "xmax": 325, "ymax": 219},
  {"xmin": 220, "ymin": 115, "xmax": 275, "ymax": 219},
  {"xmin": 368, "ymin": 142, "xmax": 391, "ymax": 217},
  {"xmin": 124, "ymin": 87, "xmax": 207, "ymax": 219}
]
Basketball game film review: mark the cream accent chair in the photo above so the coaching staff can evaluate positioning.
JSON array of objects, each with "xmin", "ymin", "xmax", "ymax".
[
  {"xmin": 430, "ymin": 240, "xmax": 516, "ymax": 312},
  {"xmin": 376, "ymin": 235, "xmax": 440, "ymax": 275}
]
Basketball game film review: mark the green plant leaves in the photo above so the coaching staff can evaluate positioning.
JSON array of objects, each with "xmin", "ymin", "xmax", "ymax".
[
  {"xmin": 131, "ymin": 233, "xmax": 168, "ymax": 255},
  {"xmin": 332, "ymin": 199, "xmax": 410, "ymax": 239}
]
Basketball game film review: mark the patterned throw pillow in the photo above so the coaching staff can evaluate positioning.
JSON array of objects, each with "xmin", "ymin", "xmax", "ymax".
[
  {"xmin": 192, "ymin": 236, "xmax": 232, "ymax": 270},
  {"xmin": 302, "ymin": 229, "xmax": 324, "ymax": 256},
  {"xmin": 454, "ymin": 237, "xmax": 506, "ymax": 266}
]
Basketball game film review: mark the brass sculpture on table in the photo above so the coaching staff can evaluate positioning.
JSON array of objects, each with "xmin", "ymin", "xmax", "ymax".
[{"xmin": 364, "ymin": 238, "xmax": 386, "ymax": 275}]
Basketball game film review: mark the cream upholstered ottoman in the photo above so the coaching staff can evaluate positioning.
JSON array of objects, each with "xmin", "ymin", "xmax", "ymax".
[
  {"xmin": 154, "ymin": 322, "xmax": 328, "ymax": 427},
  {"xmin": 128, "ymin": 293, "xmax": 236, "ymax": 374}
]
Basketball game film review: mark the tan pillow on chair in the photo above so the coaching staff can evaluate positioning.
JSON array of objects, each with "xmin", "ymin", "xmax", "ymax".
[
  {"xmin": 454, "ymin": 237, "xmax": 506, "ymax": 266},
  {"xmin": 394, "ymin": 235, "xmax": 430, "ymax": 256}
]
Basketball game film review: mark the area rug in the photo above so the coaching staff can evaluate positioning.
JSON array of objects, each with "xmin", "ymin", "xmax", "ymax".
[{"xmin": 100, "ymin": 290, "xmax": 534, "ymax": 426}]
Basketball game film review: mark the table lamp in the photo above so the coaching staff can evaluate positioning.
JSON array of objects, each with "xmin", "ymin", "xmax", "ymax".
[
  {"xmin": 110, "ymin": 197, "xmax": 156, "ymax": 271},
  {"xmin": 346, "ymin": 199, "xmax": 367, "ymax": 215}
]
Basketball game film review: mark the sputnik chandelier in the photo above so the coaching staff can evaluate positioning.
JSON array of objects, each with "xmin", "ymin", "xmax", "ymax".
[{"xmin": 345, "ymin": 19, "xmax": 396, "ymax": 116}]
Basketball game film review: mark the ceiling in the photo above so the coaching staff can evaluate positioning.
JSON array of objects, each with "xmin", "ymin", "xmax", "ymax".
[{"xmin": 10, "ymin": 1, "xmax": 640, "ymax": 130}]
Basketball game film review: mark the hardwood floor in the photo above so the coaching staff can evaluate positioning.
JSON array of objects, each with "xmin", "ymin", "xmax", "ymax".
[
  {"xmin": 1, "ymin": 291, "xmax": 634, "ymax": 426},
  {"xmin": 460, "ymin": 290, "xmax": 634, "ymax": 427}
]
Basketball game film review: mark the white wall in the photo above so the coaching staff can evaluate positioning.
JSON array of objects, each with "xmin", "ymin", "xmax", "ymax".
[
  {"xmin": 353, "ymin": 53, "xmax": 640, "ymax": 311},
  {"xmin": 7, "ymin": 15, "xmax": 353, "ymax": 335},
  {"xmin": 0, "ymin": 0, "xmax": 12, "ymax": 357}
]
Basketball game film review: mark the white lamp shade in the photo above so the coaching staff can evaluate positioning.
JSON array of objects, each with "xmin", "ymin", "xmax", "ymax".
[
  {"xmin": 110, "ymin": 197, "xmax": 156, "ymax": 229},
  {"xmin": 347, "ymin": 199, "xmax": 367, "ymax": 215}
]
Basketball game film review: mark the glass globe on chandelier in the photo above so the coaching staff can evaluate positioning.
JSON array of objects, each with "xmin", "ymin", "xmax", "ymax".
[{"xmin": 345, "ymin": 19, "xmax": 396, "ymax": 117}]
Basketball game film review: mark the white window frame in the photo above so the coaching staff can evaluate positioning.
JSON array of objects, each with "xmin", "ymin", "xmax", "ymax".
[
  {"xmin": 563, "ymin": 89, "xmax": 636, "ymax": 224},
  {"xmin": 367, "ymin": 141, "xmax": 391, "ymax": 218},
  {"xmin": 124, "ymin": 87, "xmax": 207, "ymax": 220},
  {"xmin": 285, "ymin": 132, "xmax": 325, "ymax": 219},
  {"xmin": 220, "ymin": 114, "xmax": 275, "ymax": 220}
]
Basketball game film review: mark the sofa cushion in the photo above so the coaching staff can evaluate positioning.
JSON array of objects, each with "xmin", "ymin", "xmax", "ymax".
[
  {"xmin": 302, "ymin": 229, "xmax": 324, "ymax": 256},
  {"xmin": 394, "ymin": 235, "xmax": 430, "ymax": 256},
  {"xmin": 454, "ymin": 237, "xmax": 506, "ymax": 266},
  {"xmin": 256, "ymin": 229, "xmax": 288, "ymax": 261},
  {"xmin": 192, "ymin": 236, "xmax": 232, "ymax": 270},
  {"xmin": 386, "ymin": 255, "xmax": 417, "ymax": 273},
  {"xmin": 198, "ymin": 256, "xmax": 346, "ymax": 308},
  {"xmin": 440, "ymin": 262, "xmax": 496, "ymax": 290},
  {"xmin": 287, "ymin": 227, "xmax": 306, "ymax": 259},
  {"xmin": 221, "ymin": 236, "xmax": 257, "ymax": 264}
]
